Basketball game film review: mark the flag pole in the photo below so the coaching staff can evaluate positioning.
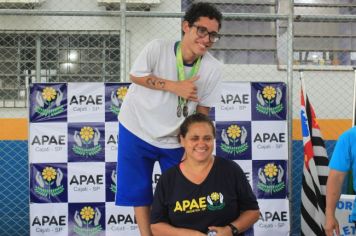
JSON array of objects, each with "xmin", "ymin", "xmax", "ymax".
[
  {"xmin": 300, "ymin": 70, "xmax": 306, "ymax": 102},
  {"xmin": 300, "ymin": 69, "xmax": 329, "ymax": 235}
]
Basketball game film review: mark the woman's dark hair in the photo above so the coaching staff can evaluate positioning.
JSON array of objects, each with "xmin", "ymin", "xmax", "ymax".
[
  {"xmin": 179, "ymin": 113, "xmax": 216, "ymax": 139},
  {"xmin": 183, "ymin": 2, "xmax": 222, "ymax": 29}
]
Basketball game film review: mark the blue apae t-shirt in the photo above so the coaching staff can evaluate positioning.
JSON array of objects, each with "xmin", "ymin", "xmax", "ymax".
[{"xmin": 329, "ymin": 126, "xmax": 356, "ymax": 221}]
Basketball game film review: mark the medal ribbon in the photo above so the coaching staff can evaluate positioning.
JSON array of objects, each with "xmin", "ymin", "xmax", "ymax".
[{"xmin": 176, "ymin": 41, "xmax": 202, "ymax": 114}]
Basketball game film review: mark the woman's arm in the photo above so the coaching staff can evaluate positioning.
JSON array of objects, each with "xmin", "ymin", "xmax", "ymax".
[
  {"xmin": 230, "ymin": 209, "xmax": 260, "ymax": 233},
  {"xmin": 207, "ymin": 209, "xmax": 260, "ymax": 235},
  {"xmin": 151, "ymin": 222, "xmax": 205, "ymax": 236}
]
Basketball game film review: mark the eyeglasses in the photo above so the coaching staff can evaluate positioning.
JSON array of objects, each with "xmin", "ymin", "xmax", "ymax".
[{"xmin": 190, "ymin": 24, "xmax": 220, "ymax": 43}]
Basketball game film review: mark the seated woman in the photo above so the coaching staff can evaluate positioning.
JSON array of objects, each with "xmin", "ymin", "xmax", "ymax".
[{"xmin": 151, "ymin": 113, "xmax": 260, "ymax": 236}]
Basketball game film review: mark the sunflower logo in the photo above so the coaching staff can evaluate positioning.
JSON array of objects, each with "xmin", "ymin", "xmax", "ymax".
[
  {"xmin": 264, "ymin": 163, "xmax": 278, "ymax": 178},
  {"xmin": 257, "ymin": 163, "xmax": 285, "ymax": 194},
  {"xmin": 220, "ymin": 124, "xmax": 248, "ymax": 156},
  {"xmin": 42, "ymin": 167, "xmax": 56, "ymax": 182},
  {"xmin": 207, "ymin": 192, "xmax": 225, "ymax": 211},
  {"xmin": 34, "ymin": 85, "xmax": 65, "ymax": 118},
  {"xmin": 80, "ymin": 206, "xmax": 95, "ymax": 222},
  {"xmin": 80, "ymin": 126, "xmax": 94, "ymax": 142},
  {"xmin": 42, "ymin": 87, "xmax": 57, "ymax": 102},
  {"xmin": 256, "ymin": 85, "xmax": 284, "ymax": 116},
  {"xmin": 210, "ymin": 192, "xmax": 220, "ymax": 201},
  {"xmin": 73, "ymin": 126, "xmax": 102, "ymax": 157},
  {"xmin": 74, "ymin": 206, "xmax": 103, "ymax": 235},
  {"xmin": 227, "ymin": 125, "xmax": 241, "ymax": 140},
  {"xmin": 110, "ymin": 86, "xmax": 129, "ymax": 116},
  {"xmin": 117, "ymin": 87, "xmax": 128, "ymax": 100},
  {"xmin": 34, "ymin": 166, "xmax": 64, "ymax": 199},
  {"xmin": 262, "ymin": 86, "xmax": 276, "ymax": 101}
]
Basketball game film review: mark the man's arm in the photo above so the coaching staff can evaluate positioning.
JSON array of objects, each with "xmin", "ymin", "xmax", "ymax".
[
  {"xmin": 325, "ymin": 169, "xmax": 347, "ymax": 236},
  {"xmin": 130, "ymin": 74, "xmax": 199, "ymax": 102}
]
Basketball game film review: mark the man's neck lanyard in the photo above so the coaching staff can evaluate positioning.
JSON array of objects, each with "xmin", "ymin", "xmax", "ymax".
[{"xmin": 176, "ymin": 42, "xmax": 201, "ymax": 118}]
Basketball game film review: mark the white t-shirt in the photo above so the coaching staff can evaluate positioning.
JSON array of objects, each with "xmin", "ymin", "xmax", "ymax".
[{"xmin": 119, "ymin": 39, "xmax": 222, "ymax": 148}]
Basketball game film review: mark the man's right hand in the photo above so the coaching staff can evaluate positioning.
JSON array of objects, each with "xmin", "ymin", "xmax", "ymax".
[
  {"xmin": 325, "ymin": 214, "xmax": 340, "ymax": 236},
  {"xmin": 171, "ymin": 76, "xmax": 200, "ymax": 102}
]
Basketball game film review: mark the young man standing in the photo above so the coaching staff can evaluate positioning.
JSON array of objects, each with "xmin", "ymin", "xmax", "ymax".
[{"xmin": 115, "ymin": 3, "xmax": 223, "ymax": 236}]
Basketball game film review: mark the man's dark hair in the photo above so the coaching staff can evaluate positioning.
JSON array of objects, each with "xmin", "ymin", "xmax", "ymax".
[
  {"xmin": 179, "ymin": 113, "xmax": 216, "ymax": 139},
  {"xmin": 183, "ymin": 2, "xmax": 222, "ymax": 29}
]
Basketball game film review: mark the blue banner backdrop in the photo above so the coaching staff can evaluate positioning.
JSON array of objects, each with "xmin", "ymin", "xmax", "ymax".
[{"xmin": 29, "ymin": 82, "xmax": 289, "ymax": 236}]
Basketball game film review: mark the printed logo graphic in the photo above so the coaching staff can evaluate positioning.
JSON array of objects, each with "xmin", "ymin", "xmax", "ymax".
[
  {"xmin": 173, "ymin": 197, "xmax": 207, "ymax": 213},
  {"xmin": 73, "ymin": 206, "xmax": 103, "ymax": 235},
  {"xmin": 29, "ymin": 123, "xmax": 68, "ymax": 163},
  {"xmin": 30, "ymin": 163, "xmax": 67, "ymax": 203},
  {"xmin": 216, "ymin": 122, "xmax": 251, "ymax": 160},
  {"xmin": 105, "ymin": 203, "xmax": 139, "ymax": 235},
  {"xmin": 30, "ymin": 163, "xmax": 68, "ymax": 203},
  {"xmin": 30, "ymin": 83, "xmax": 67, "ymax": 122},
  {"xmin": 35, "ymin": 86, "xmax": 65, "ymax": 117},
  {"xmin": 220, "ymin": 124, "xmax": 248, "ymax": 155},
  {"xmin": 72, "ymin": 126, "xmax": 102, "ymax": 157},
  {"xmin": 216, "ymin": 82, "xmax": 251, "ymax": 121},
  {"xmin": 30, "ymin": 203, "xmax": 68, "ymax": 235},
  {"xmin": 257, "ymin": 163, "xmax": 285, "ymax": 194},
  {"xmin": 110, "ymin": 86, "xmax": 128, "ymax": 116},
  {"xmin": 207, "ymin": 192, "xmax": 225, "ymax": 211},
  {"xmin": 105, "ymin": 123, "xmax": 119, "ymax": 162},
  {"xmin": 173, "ymin": 192, "xmax": 226, "ymax": 214},
  {"xmin": 105, "ymin": 162, "xmax": 117, "ymax": 202},
  {"xmin": 256, "ymin": 86, "xmax": 283, "ymax": 116},
  {"xmin": 67, "ymin": 162, "xmax": 105, "ymax": 202},
  {"xmin": 105, "ymin": 83, "xmax": 130, "ymax": 122},
  {"xmin": 110, "ymin": 170, "xmax": 116, "ymax": 194},
  {"xmin": 255, "ymin": 199, "xmax": 289, "ymax": 235},
  {"xmin": 35, "ymin": 166, "xmax": 64, "ymax": 199}
]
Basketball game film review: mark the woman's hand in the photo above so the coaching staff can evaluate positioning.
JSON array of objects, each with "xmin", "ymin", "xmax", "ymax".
[{"xmin": 207, "ymin": 226, "xmax": 231, "ymax": 236}]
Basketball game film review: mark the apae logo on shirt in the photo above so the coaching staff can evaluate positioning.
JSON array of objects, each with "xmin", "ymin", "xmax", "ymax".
[
  {"xmin": 173, "ymin": 192, "xmax": 225, "ymax": 214},
  {"xmin": 207, "ymin": 192, "xmax": 225, "ymax": 211}
]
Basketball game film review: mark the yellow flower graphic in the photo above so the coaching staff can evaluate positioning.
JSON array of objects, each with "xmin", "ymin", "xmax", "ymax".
[
  {"xmin": 227, "ymin": 125, "xmax": 241, "ymax": 140},
  {"xmin": 80, "ymin": 126, "xmax": 94, "ymax": 142},
  {"xmin": 42, "ymin": 167, "xmax": 57, "ymax": 182},
  {"xmin": 117, "ymin": 87, "xmax": 128, "ymax": 100},
  {"xmin": 210, "ymin": 192, "xmax": 220, "ymax": 201},
  {"xmin": 80, "ymin": 206, "xmax": 95, "ymax": 221},
  {"xmin": 264, "ymin": 163, "xmax": 278, "ymax": 178},
  {"xmin": 42, "ymin": 87, "xmax": 57, "ymax": 102},
  {"xmin": 262, "ymin": 86, "xmax": 276, "ymax": 101}
]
